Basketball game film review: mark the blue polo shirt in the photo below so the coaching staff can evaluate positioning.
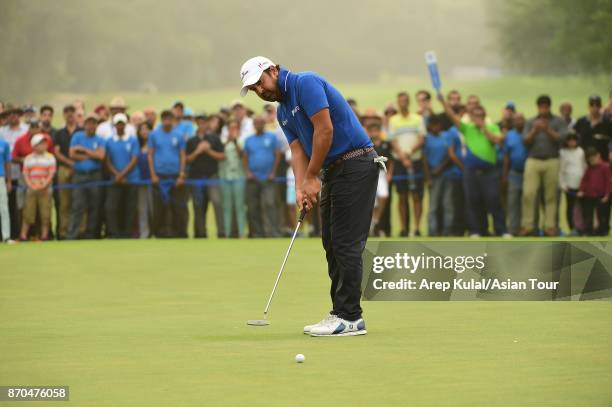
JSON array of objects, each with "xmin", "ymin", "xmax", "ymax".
[
  {"xmin": 504, "ymin": 129, "xmax": 528, "ymax": 173},
  {"xmin": 276, "ymin": 68, "xmax": 372, "ymax": 167},
  {"xmin": 70, "ymin": 131, "xmax": 105, "ymax": 172},
  {"xmin": 0, "ymin": 139, "xmax": 9, "ymax": 177},
  {"xmin": 156, "ymin": 120, "xmax": 195, "ymax": 138},
  {"xmin": 424, "ymin": 132, "xmax": 449, "ymax": 177},
  {"xmin": 138, "ymin": 150, "xmax": 150, "ymax": 180},
  {"xmin": 176, "ymin": 120, "xmax": 195, "ymax": 138},
  {"xmin": 147, "ymin": 127, "xmax": 185, "ymax": 175},
  {"xmin": 244, "ymin": 132, "xmax": 278, "ymax": 181},
  {"xmin": 106, "ymin": 134, "xmax": 140, "ymax": 182},
  {"xmin": 443, "ymin": 127, "xmax": 463, "ymax": 179}
]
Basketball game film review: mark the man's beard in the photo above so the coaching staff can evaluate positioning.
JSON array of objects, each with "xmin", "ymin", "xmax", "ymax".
[{"xmin": 259, "ymin": 90, "xmax": 282, "ymax": 102}]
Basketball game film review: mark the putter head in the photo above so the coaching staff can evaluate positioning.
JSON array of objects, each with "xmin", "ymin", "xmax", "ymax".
[{"xmin": 247, "ymin": 319, "xmax": 270, "ymax": 326}]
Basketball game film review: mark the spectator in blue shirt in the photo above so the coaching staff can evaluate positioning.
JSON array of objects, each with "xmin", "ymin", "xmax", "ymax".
[
  {"xmin": 0, "ymin": 138, "xmax": 11, "ymax": 242},
  {"xmin": 444, "ymin": 126, "xmax": 466, "ymax": 236},
  {"xmin": 147, "ymin": 110, "xmax": 188, "ymax": 238},
  {"xmin": 172, "ymin": 101, "xmax": 195, "ymax": 139},
  {"xmin": 503, "ymin": 113, "xmax": 528, "ymax": 235},
  {"xmin": 136, "ymin": 122, "xmax": 153, "ymax": 238},
  {"xmin": 423, "ymin": 114, "xmax": 454, "ymax": 236},
  {"xmin": 243, "ymin": 115, "xmax": 281, "ymax": 237},
  {"xmin": 104, "ymin": 113, "xmax": 140, "ymax": 238},
  {"xmin": 67, "ymin": 114, "xmax": 105, "ymax": 239}
]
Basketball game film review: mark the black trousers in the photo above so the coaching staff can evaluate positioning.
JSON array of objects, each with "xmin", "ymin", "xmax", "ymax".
[
  {"xmin": 152, "ymin": 175, "xmax": 188, "ymax": 238},
  {"xmin": 565, "ymin": 189, "xmax": 578, "ymax": 230},
  {"xmin": 68, "ymin": 171, "xmax": 103, "ymax": 240},
  {"xmin": 8, "ymin": 180, "xmax": 20, "ymax": 239},
  {"xmin": 581, "ymin": 196, "xmax": 611, "ymax": 236},
  {"xmin": 320, "ymin": 153, "xmax": 378, "ymax": 321},
  {"xmin": 191, "ymin": 181, "xmax": 223, "ymax": 238},
  {"xmin": 105, "ymin": 183, "xmax": 137, "ymax": 238},
  {"xmin": 246, "ymin": 179, "xmax": 279, "ymax": 237}
]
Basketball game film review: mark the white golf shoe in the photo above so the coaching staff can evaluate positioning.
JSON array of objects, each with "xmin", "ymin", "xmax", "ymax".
[
  {"xmin": 309, "ymin": 316, "xmax": 367, "ymax": 337},
  {"xmin": 303, "ymin": 313, "xmax": 336, "ymax": 334}
]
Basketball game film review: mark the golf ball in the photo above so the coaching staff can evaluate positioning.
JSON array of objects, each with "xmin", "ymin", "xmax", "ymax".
[{"xmin": 295, "ymin": 353, "xmax": 305, "ymax": 363}]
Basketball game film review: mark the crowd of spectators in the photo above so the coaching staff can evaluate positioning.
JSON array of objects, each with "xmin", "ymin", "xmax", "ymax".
[{"xmin": 0, "ymin": 89, "xmax": 610, "ymax": 243}]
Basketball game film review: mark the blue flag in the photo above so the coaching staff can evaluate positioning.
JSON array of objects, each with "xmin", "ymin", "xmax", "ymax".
[{"xmin": 425, "ymin": 51, "xmax": 441, "ymax": 91}]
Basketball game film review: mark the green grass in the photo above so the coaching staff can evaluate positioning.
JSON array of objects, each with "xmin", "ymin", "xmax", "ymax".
[{"xmin": 1, "ymin": 239, "xmax": 611, "ymax": 406}]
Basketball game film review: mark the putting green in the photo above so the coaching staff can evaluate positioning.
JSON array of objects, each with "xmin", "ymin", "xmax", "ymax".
[{"xmin": 1, "ymin": 239, "xmax": 611, "ymax": 406}]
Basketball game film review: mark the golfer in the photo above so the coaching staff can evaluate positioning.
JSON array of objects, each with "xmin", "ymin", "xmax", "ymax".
[{"xmin": 240, "ymin": 56, "xmax": 381, "ymax": 336}]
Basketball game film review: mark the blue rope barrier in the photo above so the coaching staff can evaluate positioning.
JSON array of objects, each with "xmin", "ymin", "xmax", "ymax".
[{"xmin": 15, "ymin": 173, "xmax": 426, "ymax": 191}]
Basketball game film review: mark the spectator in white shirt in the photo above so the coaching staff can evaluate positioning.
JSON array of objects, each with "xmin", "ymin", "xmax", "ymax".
[
  {"xmin": 559, "ymin": 132, "xmax": 586, "ymax": 233},
  {"xmin": 96, "ymin": 96, "xmax": 136, "ymax": 139},
  {"xmin": 220, "ymin": 100, "xmax": 254, "ymax": 143},
  {"xmin": 0, "ymin": 105, "xmax": 28, "ymax": 239}
]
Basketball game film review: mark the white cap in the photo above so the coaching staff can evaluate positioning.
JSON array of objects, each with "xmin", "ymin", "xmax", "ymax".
[
  {"xmin": 30, "ymin": 133, "xmax": 46, "ymax": 147},
  {"xmin": 113, "ymin": 113, "xmax": 128, "ymax": 124},
  {"xmin": 239, "ymin": 56, "xmax": 275, "ymax": 97}
]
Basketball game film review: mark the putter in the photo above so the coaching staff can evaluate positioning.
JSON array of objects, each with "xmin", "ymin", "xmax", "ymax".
[{"xmin": 247, "ymin": 205, "xmax": 308, "ymax": 326}]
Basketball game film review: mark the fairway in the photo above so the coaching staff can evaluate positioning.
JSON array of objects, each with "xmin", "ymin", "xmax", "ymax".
[{"xmin": 1, "ymin": 239, "xmax": 611, "ymax": 406}]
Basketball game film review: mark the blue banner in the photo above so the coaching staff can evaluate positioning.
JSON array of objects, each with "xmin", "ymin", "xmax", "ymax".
[{"xmin": 425, "ymin": 51, "xmax": 441, "ymax": 91}]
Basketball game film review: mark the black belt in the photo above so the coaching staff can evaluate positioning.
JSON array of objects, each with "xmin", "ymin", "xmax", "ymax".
[{"xmin": 325, "ymin": 147, "xmax": 375, "ymax": 173}]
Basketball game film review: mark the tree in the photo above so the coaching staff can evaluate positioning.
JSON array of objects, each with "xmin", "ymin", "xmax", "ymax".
[{"xmin": 488, "ymin": 0, "xmax": 612, "ymax": 76}]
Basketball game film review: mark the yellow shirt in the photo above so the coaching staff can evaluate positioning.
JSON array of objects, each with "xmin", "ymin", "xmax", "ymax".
[{"xmin": 388, "ymin": 112, "xmax": 425, "ymax": 160}]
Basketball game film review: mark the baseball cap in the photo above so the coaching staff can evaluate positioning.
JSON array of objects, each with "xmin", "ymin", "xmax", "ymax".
[
  {"xmin": 113, "ymin": 113, "xmax": 128, "ymax": 124},
  {"xmin": 183, "ymin": 107, "xmax": 193, "ymax": 117},
  {"xmin": 30, "ymin": 133, "xmax": 46, "ymax": 147},
  {"xmin": 505, "ymin": 101, "xmax": 516, "ymax": 111},
  {"xmin": 239, "ymin": 56, "xmax": 275, "ymax": 97},
  {"xmin": 94, "ymin": 104, "xmax": 108, "ymax": 115},
  {"xmin": 23, "ymin": 104, "xmax": 37, "ymax": 114},
  {"xmin": 109, "ymin": 96, "xmax": 128, "ymax": 109}
]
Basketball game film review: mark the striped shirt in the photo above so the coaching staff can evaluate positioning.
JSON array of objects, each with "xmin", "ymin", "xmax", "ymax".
[
  {"xmin": 388, "ymin": 112, "xmax": 426, "ymax": 160},
  {"xmin": 23, "ymin": 152, "xmax": 56, "ymax": 189}
]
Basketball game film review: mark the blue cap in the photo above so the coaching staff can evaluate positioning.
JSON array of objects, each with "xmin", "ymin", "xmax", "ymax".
[
  {"xmin": 183, "ymin": 107, "xmax": 193, "ymax": 117},
  {"xmin": 23, "ymin": 104, "xmax": 37, "ymax": 113},
  {"xmin": 505, "ymin": 101, "xmax": 516, "ymax": 111}
]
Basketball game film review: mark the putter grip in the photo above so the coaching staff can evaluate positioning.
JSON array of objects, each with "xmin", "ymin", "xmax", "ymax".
[{"xmin": 299, "ymin": 202, "xmax": 308, "ymax": 223}]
